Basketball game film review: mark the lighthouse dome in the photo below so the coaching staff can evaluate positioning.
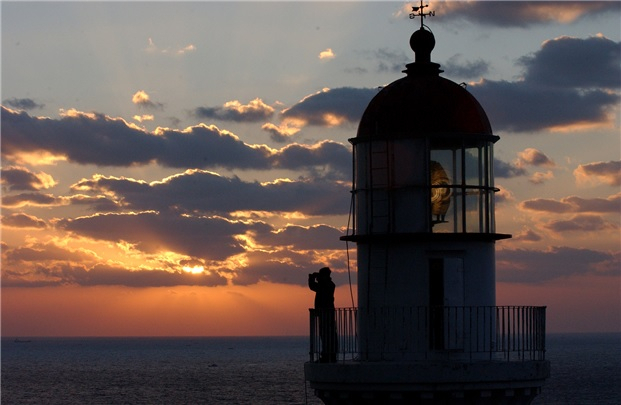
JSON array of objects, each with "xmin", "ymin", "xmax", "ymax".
[{"xmin": 357, "ymin": 27, "xmax": 492, "ymax": 139}]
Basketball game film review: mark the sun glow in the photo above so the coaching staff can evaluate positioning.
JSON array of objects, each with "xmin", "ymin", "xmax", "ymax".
[{"xmin": 182, "ymin": 265, "xmax": 205, "ymax": 274}]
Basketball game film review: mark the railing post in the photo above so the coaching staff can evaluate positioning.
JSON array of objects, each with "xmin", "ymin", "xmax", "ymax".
[{"xmin": 309, "ymin": 308, "xmax": 316, "ymax": 362}]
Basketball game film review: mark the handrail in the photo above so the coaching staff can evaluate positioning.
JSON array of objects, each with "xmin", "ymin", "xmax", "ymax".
[{"xmin": 309, "ymin": 306, "xmax": 546, "ymax": 363}]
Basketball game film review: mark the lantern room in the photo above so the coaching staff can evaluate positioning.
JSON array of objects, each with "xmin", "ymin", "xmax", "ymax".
[{"xmin": 350, "ymin": 27, "xmax": 504, "ymax": 239}]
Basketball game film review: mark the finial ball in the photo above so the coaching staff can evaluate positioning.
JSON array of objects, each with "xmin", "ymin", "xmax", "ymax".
[{"xmin": 410, "ymin": 28, "xmax": 435, "ymax": 55}]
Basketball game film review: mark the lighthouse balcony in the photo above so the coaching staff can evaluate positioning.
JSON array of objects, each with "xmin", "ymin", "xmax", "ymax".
[
  {"xmin": 307, "ymin": 306, "xmax": 546, "ymax": 363},
  {"xmin": 305, "ymin": 306, "xmax": 549, "ymax": 404}
]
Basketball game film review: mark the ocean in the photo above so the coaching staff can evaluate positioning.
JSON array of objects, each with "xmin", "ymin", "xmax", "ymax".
[{"xmin": 2, "ymin": 333, "xmax": 619, "ymax": 404}]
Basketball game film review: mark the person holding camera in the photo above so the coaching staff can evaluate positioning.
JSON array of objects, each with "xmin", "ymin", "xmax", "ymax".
[{"xmin": 308, "ymin": 267, "xmax": 337, "ymax": 362}]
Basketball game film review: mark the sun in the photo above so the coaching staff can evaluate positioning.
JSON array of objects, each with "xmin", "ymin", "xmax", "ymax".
[{"xmin": 182, "ymin": 265, "xmax": 205, "ymax": 274}]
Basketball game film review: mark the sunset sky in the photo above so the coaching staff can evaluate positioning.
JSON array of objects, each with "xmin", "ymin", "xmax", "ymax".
[{"xmin": 2, "ymin": 1, "xmax": 620, "ymax": 337}]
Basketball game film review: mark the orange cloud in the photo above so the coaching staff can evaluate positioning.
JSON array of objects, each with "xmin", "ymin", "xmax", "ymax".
[{"xmin": 574, "ymin": 161, "xmax": 621, "ymax": 187}]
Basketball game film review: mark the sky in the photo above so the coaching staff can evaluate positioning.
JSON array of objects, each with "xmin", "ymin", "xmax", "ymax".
[{"xmin": 1, "ymin": 1, "xmax": 620, "ymax": 337}]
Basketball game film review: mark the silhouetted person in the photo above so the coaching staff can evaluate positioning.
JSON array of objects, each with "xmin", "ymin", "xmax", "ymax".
[{"xmin": 308, "ymin": 267, "xmax": 338, "ymax": 362}]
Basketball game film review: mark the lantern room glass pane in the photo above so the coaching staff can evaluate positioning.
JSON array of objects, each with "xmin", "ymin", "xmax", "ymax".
[
  {"xmin": 430, "ymin": 149, "xmax": 455, "ymax": 233},
  {"xmin": 430, "ymin": 140, "xmax": 496, "ymax": 234}
]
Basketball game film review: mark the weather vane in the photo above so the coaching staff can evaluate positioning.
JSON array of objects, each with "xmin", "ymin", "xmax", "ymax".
[{"xmin": 409, "ymin": 0, "xmax": 435, "ymax": 29}]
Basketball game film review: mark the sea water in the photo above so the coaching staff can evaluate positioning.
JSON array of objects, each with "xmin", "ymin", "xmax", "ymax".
[{"xmin": 2, "ymin": 333, "xmax": 619, "ymax": 404}]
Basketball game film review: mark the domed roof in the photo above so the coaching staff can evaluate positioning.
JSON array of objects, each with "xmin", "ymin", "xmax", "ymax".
[{"xmin": 357, "ymin": 28, "xmax": 492, "ymax": 139}]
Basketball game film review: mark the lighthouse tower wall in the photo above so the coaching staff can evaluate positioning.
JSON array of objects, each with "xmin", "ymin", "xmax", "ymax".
[{"xmin": 357, "ymin": 241, "xmax": 496, "ymax": 361}]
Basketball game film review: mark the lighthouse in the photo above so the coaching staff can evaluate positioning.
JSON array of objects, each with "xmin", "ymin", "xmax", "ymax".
[{"xmin": 305, "ymin": 4, "xmax": 549, "ymax": 404}]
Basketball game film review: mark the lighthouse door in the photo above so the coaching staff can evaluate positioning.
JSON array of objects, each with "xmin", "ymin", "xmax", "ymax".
[{"xmin": 429, "ymin": 256, "xmax": 465, "ymax": 350}]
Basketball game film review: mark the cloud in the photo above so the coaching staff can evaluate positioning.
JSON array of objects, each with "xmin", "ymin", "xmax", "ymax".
[
  {"xmin": 520, "ymin": 193, "xmax": 621, "ymax": 213},
  {"xmin": 278, "ymin": 35, "xmax": 619, "ymax": 135},
  {"xmin": 497, "ymin": 246, "xmax": 619, "ymax": 283},
  {"xmin": 494, "ymin": 186, "xmax": 514, "ymax": 204},
  {"xmin": 496, "ymin": 149, "xmax": 555, "ymax": 184},
  {"xmin": 57, "ymin": 211, "xmax": 264, "ymax": 261},
  {"xmin": 470, "ymin": 35, "xmax": 620, "ymax": 133},
  {"xmin": 4, "ymin": 241, "xmax": 98, "ymax": 264},
  {"xmin": 1, "ymin": 262, "xmax": 228, "ymax": 288},
  {"xmin": 574, "ymin": 161, "xmax": 621, "ymax": 186},
  {"xmin": 442, "ymin": 54, "xmax": 490, "ymax": 79},
  {"xmin": 281, "ymin": 87, "xmax": 376, "ymax": 127},
  {"xmin": 433, "ymin": 1, "xmax": 621, "ymax": 28},
  {"xmin": 1, "ymin": 166, "xmax": 57, "ymax": 191},
  {"xmin": 259, "ymin": 224, "xmax": 345, "ymax": 251},
  {"xmin": 516, "ymin": 148, "xmax": 555, "ymax": 168},
  {"xmin": 1, "ymin": 191, "xmax": 119, "ymax": 210},
  {"xmin": 519, "ymin": 35, "xmax": 621, "ymax": 89},
  {"xmin": 319, "ymin": 48, "xmax": 335, "ymax": 60},
  {"xmin": 132, "ymin": 90, "xmax": 163, "ymax": 110},
  {"xmin": 71, "ymin": 169, "xmax": 350, "ymax": 217},
  {"xmin": 193, "ymin": 98, "xmax": 275, "ymax": 122},
  {"xmin": 494, "ymin": 158, "xmax": 527, "ymax": 178},
  {"xmin": 470, "ymin": 79, "xmax": 618, "ymax": 133},
  {"xmin": 2, "ymin": 97, "xmax": 44, "ymax": 110},
  {"xmin": 261, "ymin": 120, "xmax": 302, "ymax": 143},
  {"xmin": 529, "ymin": 170, "xmax": 554, "ymax": 185},
  {"xmin": 2, "ymin": 192, "xmax": 62, "ymax": 208},
  {"xmin": 543, "ymin": 214, "xmax": 618, "ymax": 233},
  {"xmin": 512, "ymin": 227, "xmax": 543, "ymax": 242},
  {"xmin": 1, "ymin": 215, "xmax": 348, "ymax": 288},
  {"xmin": 1, "ymin": 213, "xmax": 47, "ymax": 229},
  {"xmin": 1, "ymin": 107, "xmax": 350, "ymax": 176}
]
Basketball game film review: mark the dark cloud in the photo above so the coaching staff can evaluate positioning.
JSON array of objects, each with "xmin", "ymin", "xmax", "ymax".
[
  {"xmin": 261, "ymin": 224, "xmax": 344, "ymax": 250},
  {"xmin": 470, "ymin": 79, "xmax": 618, "ymax": 133},
  {"xmin": 261, "ymin": 122, "xmax": 298, "ymax": 143},
  {"xmin": 275, "ymin": 141, "xmax": 350, "ymax": 179},
  {"xmin": 497, "ymin": 246, "xmax": 618, "ymax": 283},
  {"xmin": 494, "ymin": 158, "xmax": 527, "ymax": 178},
  {"xmin": 75, "ymin": 264, "xmax": 228, "ymax": 287},
  {"xmin": 442, "ymin": 54, "xmax": 490, "ymax": 79},
  {"xmin": 2, "ymin": 192, "xmax": 60, "ymax": 208},
  {"xmin": 57, "ymin": 211, "xmax": 266, "ymax": 261},
  {"xmin": 2, "ymin": 98, "xmax": 44, "ymax": 110},
  {"xmin": 1, "ymin": 213, "xmax": 47, "ymax": 229},
  {"xmin": 519, "ymin": 198, "xmax": 571, "ymax": 213},
  {"xmin": 4, "ymin": 241, "xmax": 97, "ymax": 263},
  {"xmin": 71, "ymin": 169, "xmax": 350, "ymax": 216},
  {"xmin": 470, "ymin": 35, "xmax": 620, "ymax": 133},
  {"xmin": 1, "ymin": 166, "xmax": 56, "ymax": 191},
  {"xmin": 520, "ymin": 193, "xmax": 621, "ymax": 213},
  {"xmin": 1, "ymin": 190, "xmax": 119, "ymax": 210},
  {"xmin": 1, "ymin": 262, "xmax": 228, "ymax": 288},
  {"xmin": 434, "ymin": 1, "xmax": 620, "ymax": 28},
  {"xmin": 544, "ymin": 214, "xmax": 618, "ymax": 233},
  {"xmin": 193, "ymin": 98, "xmax": 275, "ymax": 122},
  {"xmin": 281, "ymin": 87, "xmax": 376, "ymax": 126},
  {"xmin": 574, "ymin": 161, "xmax": 621, "ymax": 186},
  {"xmin": 520, "ymin": 35, "xmax": 621, "ymax": 89},
  {"xmin": 1, "ymin": 107, "xmax": 350, "ymax": 176}
]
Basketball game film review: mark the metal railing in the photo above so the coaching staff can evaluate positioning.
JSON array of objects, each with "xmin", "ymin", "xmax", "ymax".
[{"xmin": 309, "ymin": 306, "xmax": 546, "ymax": 363}]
